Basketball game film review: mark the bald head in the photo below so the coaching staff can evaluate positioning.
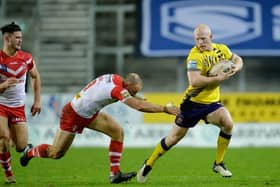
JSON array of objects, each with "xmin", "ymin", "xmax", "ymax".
[
  {"xmin": 124, "ymin": 73, "xmax": 143, "ymax": 96},
  {"xmin": 124, "ymin": 73, "xmax": 142, "ymax": 85},
  {"xmin": 193, "ymin": 24, "xmax": 213, "ymax": 51},
  {"xmin": 194, "ymin": 24, "xmax": 212, "ymax": 36}
]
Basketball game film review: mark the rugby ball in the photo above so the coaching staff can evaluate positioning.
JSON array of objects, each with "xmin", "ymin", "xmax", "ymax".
[{"xmin": 209, "ymin": 60, "xmax": 234, "ymax": 76}]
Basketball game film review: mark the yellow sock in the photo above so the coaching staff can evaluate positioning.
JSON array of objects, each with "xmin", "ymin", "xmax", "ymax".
[
  {"xmin": 216, "ymin": 132, "xmax": 231, "ymax": 164},
  {"xmin": 146, "ymin": 142, "xmax": 167, "ymax": 166}
]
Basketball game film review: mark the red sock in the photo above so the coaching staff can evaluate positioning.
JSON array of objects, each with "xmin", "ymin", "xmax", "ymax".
[
  {"xmin": 28, "ymin": 144, "xmax": 49, "ymax": 158},
  {"xmin": 109, "ymin": 140, "xmax": 123, "ymax": 175},
  {"xmin": 0, "ymin": 152, "xmax": 13, "ymax": 177}
]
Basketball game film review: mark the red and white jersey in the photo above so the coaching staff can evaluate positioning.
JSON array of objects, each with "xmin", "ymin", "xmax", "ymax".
[
  {"xmin": 0, "ymin": 50, "xmax": 35, "ymax": 107},
  {"xmin": 71, "ymin": 74, "xmax": 132, "ymax": 118}
]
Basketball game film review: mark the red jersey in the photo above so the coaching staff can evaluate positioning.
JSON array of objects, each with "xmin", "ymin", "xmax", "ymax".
[
  {"xmin": 0, "ymin": 50, "xmax": 35, "ymax": 107},
  {"xmin": 71, "ymin": 74, "xmax": 132, "ymax": 118}
]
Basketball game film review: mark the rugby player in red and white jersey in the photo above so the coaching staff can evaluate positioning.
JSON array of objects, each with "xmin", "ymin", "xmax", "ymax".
[
  {"xmin": 0, "ymin": 22, "xmax": 41, "ymax": 184},
  {"xmin": 20, "ymin": 73, "xmax": 178, "ymax": 184}
]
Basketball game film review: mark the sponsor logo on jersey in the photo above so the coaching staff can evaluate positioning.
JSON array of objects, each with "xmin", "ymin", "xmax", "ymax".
[
  {"xmin": 13, "ymin": 117, "xmax": 25, "ymax": 122},
  {"xmin": 9, "ymin": 61, "xmax": 18, "ymax": 65},
  {"xmin": 0, "ymin": 64, "xmax": 7, "ymax": 72}
]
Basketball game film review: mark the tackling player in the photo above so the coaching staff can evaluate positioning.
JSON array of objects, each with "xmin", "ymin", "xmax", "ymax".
[
  {"xmin": 137, "ymin": 24, "xmax": 243, "ymax": 183},
  {"xmin": 20, "ymin": 73, "xmax": 178, "ymax": 184},
  {"xmin": 0, "ymin": 22, "xmax": 41, "ymax": 184}
]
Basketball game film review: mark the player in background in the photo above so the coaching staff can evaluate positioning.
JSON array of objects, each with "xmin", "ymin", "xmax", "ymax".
[
  {"xmin": 0, "ymin": 22, "xmax": 41, "ymax": 184},
  {"xmin": 137, "ymin": 24, "xmax": 243, "ymax": 183},
  {"xmin": 20, "ymin": 73, "xmax": 179, "ymax": 184}
]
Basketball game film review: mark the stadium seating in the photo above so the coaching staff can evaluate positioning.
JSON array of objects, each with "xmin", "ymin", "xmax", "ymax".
[
  {"xmin": 1, "ymin": 0, "xmax": 279, "ymax": 93},
  {"xmin": 36, "ymin": 0, "xmax": 92, "ymax": 92}
]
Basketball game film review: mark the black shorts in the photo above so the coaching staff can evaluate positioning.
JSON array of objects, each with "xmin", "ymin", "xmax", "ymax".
[{"xmin": 175, "ymin": 97, "xmax": 223, "ymax": 128}]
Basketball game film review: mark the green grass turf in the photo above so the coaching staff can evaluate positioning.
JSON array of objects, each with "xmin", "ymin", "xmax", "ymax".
[{"xmin": 4, "ymin": 147, "xmax": 280, "ymax": 187}]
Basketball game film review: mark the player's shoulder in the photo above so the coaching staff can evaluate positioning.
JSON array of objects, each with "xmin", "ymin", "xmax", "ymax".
[
  {"xmin": 187, "ymin": 46, "xmax": 203, "ymax": 61},
  {"xmin": 189, "ymin": 46, "xmax": 200, "ymax": 54},
  {"xmin": 213, "ymin": 43, "xmax": 229, "ymax": 51},
  {"xmin": 111, "ymin": 74, "xmax": 123, "ymax": 86},
  {"xmin": 17, "ymin": 50, "xmax": 33, "ymax": 60}
]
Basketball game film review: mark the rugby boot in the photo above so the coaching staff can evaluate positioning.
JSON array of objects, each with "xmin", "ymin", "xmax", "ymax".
[{"xmin": 110, "ymin": 171, "xmax": 136, "ymax": 184}]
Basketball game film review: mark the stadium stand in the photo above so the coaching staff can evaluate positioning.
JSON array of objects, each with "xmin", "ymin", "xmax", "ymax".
[
  {"xmin": 35, "ymin": 0, "xmax": 93, "ymax": 92},
  {"xmin": 0, "ymin": 0, "xmax": 279, "ymax": 93}
]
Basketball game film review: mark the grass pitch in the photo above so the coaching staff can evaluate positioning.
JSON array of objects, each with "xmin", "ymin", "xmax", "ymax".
[{"xmin": 6, "ymin": 147, "xmax": 280, "ymax": 187}]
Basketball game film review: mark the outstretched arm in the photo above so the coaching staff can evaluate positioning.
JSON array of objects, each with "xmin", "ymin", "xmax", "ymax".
[{"xmin": 123, "ymin": 97, "xmax": 179, "ymax": 115}]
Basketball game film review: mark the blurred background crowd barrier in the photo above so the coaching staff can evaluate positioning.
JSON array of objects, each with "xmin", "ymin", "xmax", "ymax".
[{"xmin": 0, "ymin": 0, "xmax": 279, "ymax": 147}]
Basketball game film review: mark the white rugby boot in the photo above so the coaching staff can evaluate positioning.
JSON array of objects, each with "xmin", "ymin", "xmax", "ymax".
[
  {"xmin": 212, "ymin": 161, "xmax": 232, "ymax": 177},
  {"xmin": 137, "ymin": 160, "xmax": 152, "ymax": 183}
]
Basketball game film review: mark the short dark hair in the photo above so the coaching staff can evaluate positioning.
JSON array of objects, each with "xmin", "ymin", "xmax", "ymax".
[{"xmin": 0, "ymin": 22, "xmax": 21, "ymax": 34}]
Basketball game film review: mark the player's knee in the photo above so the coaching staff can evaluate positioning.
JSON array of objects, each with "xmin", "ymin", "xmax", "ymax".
[
  {"xmin": 227, "ymin": 123, "xmax": 233, "ymax": 130},
  {"xmin": 0, "ymin": 136, "xmax": 10, "ymax": 150},
  {"xmin": 117, "ymin": 127, "xmax": 124, "ymax": 141},
  {"xmin": 219, "ymin": 116, "xmax": 233, "ymax": 131},
  {"xmin": 111, "ymin": 126, "xmax": 124, "ymax": 141},
  {"xmin": 0, "ymin": 136, "xmax": 9, "ymax": 143},
  {"xmin": 221, "ymin": 121, "xmax": 233, "ymax": 134},
  {"xmin": 120, "ymin": 127, "xmax": 124, "ymax": 138},
  {"xmin": 224, "ymin": 125, "xmax": 233, "ymax": 134}
]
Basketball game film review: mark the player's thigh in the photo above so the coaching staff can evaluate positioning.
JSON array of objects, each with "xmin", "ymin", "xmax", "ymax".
[
  {"xmin": 165, "ymin": 124, "xmax": 188, "ymax": 146},
  {"xmin": 51, "ymin": 129, "xmax": 75, "ymax": 154},
  {"xmin": 87, "ymin": 112, "xmax": 123, "ymax": 140},
  {"xmin": 10, "ymin": 123, "xmax": 28, "ymax": 150},
  {"xmin": 206, "ymin": 107, "xmax": 233, "ymax": 128}
]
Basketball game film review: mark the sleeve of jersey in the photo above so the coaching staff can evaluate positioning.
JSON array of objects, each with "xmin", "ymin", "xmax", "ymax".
[
  {"xmin": 219, "ymin": 44, "xmax": 233, "ymax": 60},
  {"xmin": 111, "ymin": 86, "xmax": 132, "ymax": 102},
  {"xmin": 186, "ymin": 52, "xmax": 202, "ymax": 71},
  {"xmin": 27, "ymin": 57, "xmax": 35, "ymax": 71}
]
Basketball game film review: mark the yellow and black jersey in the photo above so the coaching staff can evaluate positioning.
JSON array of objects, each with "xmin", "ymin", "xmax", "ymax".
[{"xmin": 185, "ymin": 43, "xmax": 232, "ymax": 104}]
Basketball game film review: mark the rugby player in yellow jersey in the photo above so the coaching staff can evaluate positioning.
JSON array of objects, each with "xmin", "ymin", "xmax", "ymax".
[{"xmin": 137, "ymin": 24, "xmax": 243, "ymax": 182}]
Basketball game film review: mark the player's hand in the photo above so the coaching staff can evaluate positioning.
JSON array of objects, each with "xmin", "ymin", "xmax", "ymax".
[
  {"xmin": 31, "ymin": 102, "xmax": 41, "ymax": 116},
  {"xmin": 227, "ymin": 64, "xmax": 238, "ymax": 77},
  {"xmin": 215, "ymin": 70, "xmax": 231, "ymax": 81},
  {"xmin": 4, "ymin": 77, "xmax": 18, "ymax": 88},
  {"xmin": 6, "ymin": 77, "xmax": 18, "ymax": 87},
  {"xmin": 0, "ymin": 77, "xmax": 18, "ymax": 93},
  {"xmin": 163, "ymin": 103, "xmax": 179, "ymax": 115}
]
